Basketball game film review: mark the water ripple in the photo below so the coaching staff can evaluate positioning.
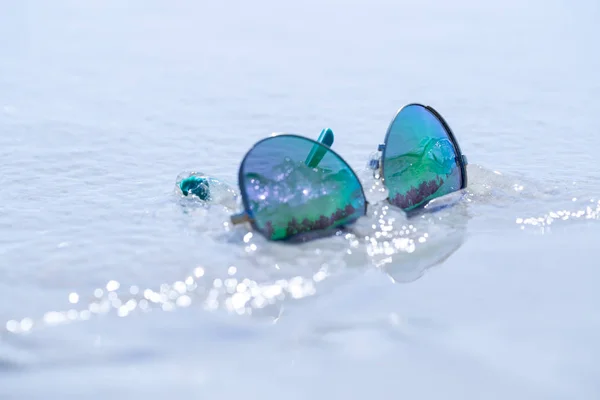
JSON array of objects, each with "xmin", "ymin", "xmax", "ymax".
[{"xmin": 3, "ymin": 164, "xmax": 600, "ymax": 339}]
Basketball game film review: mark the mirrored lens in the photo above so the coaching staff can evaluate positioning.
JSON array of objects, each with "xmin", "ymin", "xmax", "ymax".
[
  {"xmin": 239, "ymin": 135, "xmax": 367, "ymax": 241},
  {"xmin": 382, "ymin": 104, "xmax": 463, "ymax": 211}
]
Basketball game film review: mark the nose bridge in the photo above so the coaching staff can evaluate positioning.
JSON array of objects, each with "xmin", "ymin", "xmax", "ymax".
[
  {"xmin": 368, "ymin": 158, "xmax": 380, "ymax": 170},
  {"xmin": 368, "ymin": 144, "xmax": 384, "ymax": 171}
]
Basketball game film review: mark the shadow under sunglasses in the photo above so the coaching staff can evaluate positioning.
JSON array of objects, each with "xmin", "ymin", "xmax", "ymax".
[{"xmin": 229, "ymin": 103, "xmax": 468, "ymax": 242}]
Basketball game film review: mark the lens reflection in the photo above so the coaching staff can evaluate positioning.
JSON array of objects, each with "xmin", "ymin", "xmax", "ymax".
[
  {"xmin": 382, "ymin": 104, "xmax": 463, "ymax": 211},
  {"xmin": 240, "ymin": 135, "xmax": 366, "ymax": 241}
]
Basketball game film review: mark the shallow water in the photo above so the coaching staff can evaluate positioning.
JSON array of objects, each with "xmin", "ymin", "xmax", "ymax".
[{"xmin": 1, "ymin": 0, "xmax": 600, "ymax": 398}]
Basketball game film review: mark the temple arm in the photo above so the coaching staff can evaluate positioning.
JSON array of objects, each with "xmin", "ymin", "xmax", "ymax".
[{"xmin": 304, "ymin": 128, "xmax": 334, "ymax": 168}]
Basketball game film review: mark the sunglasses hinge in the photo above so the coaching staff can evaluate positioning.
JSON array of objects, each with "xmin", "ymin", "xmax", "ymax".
[
  {"xmin": 230, "ymin": 212, "xmax": 251, "ymax": 225},
  {"xmin": 368, "ymin": 158, "xmax": 380, "ymax": 170}
]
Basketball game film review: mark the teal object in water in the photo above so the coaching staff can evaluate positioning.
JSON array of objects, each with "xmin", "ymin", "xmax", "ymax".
[
  {"xmin": 179, "ymin": 175, "xmax": 210, "ymax": 200},
  {"xmin": 177, "ymin": 172, "xmax": 239, "ymax": 208}
]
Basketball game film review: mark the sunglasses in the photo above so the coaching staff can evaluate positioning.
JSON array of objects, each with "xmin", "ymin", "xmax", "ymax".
[{"xmin": 229, "ymin": 103, "xmax": 468, "ymax": 241}]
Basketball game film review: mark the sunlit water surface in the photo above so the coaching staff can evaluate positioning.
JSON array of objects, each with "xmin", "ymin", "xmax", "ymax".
[{"xmin": 1, "ymin": 0, "xmax": 599, "ymax": 398}]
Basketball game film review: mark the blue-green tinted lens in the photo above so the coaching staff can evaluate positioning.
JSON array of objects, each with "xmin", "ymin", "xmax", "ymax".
[
  {"xmin": 240, "ymin": 135, "xmax": 367, "ymax": 241},
  {"xmin": 382, "ymin": 104, "xmax": 463, "ymax": 211}
]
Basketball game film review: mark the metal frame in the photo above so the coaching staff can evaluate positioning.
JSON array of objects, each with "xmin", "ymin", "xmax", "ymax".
[
  {"xmin": 230, "ymin": 134, "xmax": 369, "ymax": 236},
  {"xmin": 376, "ymin": 103, "xmax": 468, "ymax": 205},
  {"xmin": 231, "ymin": 105, "xmax": 469, "ymax": 239}
]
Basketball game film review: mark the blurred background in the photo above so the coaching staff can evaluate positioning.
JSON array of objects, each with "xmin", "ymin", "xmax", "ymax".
[{"xmin": 1, "ymin": 0, "xmax": 599, "ymax": 398}]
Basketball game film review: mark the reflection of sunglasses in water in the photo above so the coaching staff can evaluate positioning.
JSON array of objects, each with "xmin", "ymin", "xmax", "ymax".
[{"xmin": 223, "ymin": 103, "xmax": 468, "ymax": 241}]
